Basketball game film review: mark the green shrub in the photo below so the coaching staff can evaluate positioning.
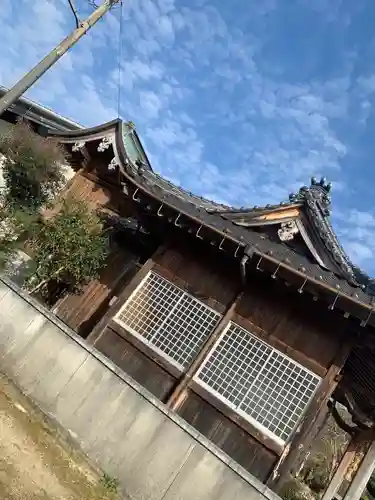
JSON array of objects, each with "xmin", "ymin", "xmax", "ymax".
[
  {"xmin": 280, "ymin": 478, "xmax": 316, "ymax": 500},
  {"xmin": 303, "ymin": 458, "xmax": 330, "ymax": 493},
  {"xmin": 0, "ymin": 120, "xmax": 66, "ymax": 211},
  {"xmin": 25, "ymin": 197, "xmax": 108, "ymax": 295},
  {"xmin": 100, "ymin": 472, "xmax": 119, "ymax": 493}
]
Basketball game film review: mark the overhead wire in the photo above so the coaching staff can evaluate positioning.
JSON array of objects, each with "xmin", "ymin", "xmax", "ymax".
[{"xmin": 67, "ymin": 0, "xmax": 80, "ymax": 28}]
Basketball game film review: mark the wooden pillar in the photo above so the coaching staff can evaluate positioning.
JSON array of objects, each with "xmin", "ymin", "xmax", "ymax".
[
  {"xmin": 342, "ymin": 435, "xmax": 375, "ymax": 500},
  {"xmin": 165, "ymin": 289, "xmax": 244, "ymax": 410},
  {"xmin": 86, "ymin": 245, "xmax": 166, "ymax": 346},
  {"xmin": 267, "ymin": 340, "xmax": 354, "ymax": 492},
  {"xmin": 321, "ymin": 434, "xmax": 363, "ymax": 500},
  {"xmin": 296, "ymin": 405, "xmax": 330, "ymax": 478}
]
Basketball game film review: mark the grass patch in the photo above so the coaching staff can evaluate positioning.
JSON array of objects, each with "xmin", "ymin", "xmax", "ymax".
[{"xmin": 101, "ymin": 473, "xmax": 120, "ymax": 494}]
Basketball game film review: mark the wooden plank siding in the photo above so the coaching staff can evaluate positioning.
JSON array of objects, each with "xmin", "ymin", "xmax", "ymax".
[
  {"xmin": 153, "ymin": 243, "xmax": 240, "ymax": 314},
  {"xmin": 151, "ymin": 249, "xmax": 348, "ymax": 375},
  {"xmin": 61, "ymin": 170, "xmax": 134, "ymax": 216},
  {"xmin": 235, "ymin": 271, "xmax": 349, "ymax": 374},
  {"xmin": 154, "ymin": 243, "xmax": 349, "ymax": 375},
  {"xmin": 54, "ymin": 247, "xmax": 137, "ymax": 337},
  {"xmin": 177, "ymin": 390, "xmax": 278, "ymax": 482},
  {"xmin": 89, "ymin": 239, "xmax": 353, "ymax": 484},
  {"xmin": 95, "ymin": 326, "xmax": 176, "ymax": 400}
]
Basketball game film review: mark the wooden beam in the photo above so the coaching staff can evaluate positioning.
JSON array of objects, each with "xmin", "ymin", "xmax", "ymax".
[
  {"xmin": 267, "ymin": 339, "xmax": 354, "ymax": 492},
  {"xmin": 165, "ymin": 289, "xmax": 243, "ymax": 410},
  {"xmin": 109, "ymin": 319, "xmax": 182, "ymax": 378},
  {"xmin": 321, "ymin": 434, "xmax": 364, "ymax": 500},
  {"xmin": 86, "ymin": 245, "xmax": 167, "ymax": 346},
  {"xmin": 190, "ymin": 380, "xmax": 283, "ymax": 455},
  {"xmin": 343, "ymin": 436, "xmax": 375, "ymax": 500},
  {"xmin": 294, "ymin": 404, "xmax": 330, "ymax": 478},
  {"xmin": 262, "ymin": 208, "xmax": 300, "ymax": 221}
]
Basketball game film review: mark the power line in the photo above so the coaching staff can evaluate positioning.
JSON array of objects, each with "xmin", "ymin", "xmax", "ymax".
[
  {"xmin": 67, "ymin": 0, "xmax": 80, "ymax": 28},
  {"xmin": 0, "ymin": 0, "xmax": 121, "ymax": 116}
]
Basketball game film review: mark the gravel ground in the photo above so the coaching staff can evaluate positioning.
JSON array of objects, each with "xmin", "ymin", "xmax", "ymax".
[{"xmin": 0, "ymin": 373, "xmax": 123, "ymax": 500}]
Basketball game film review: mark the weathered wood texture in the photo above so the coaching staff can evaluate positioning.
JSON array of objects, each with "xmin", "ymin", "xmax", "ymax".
[
  {"xmin": 54, "ymin": 248, "xmax": 136, "ymax": 337},
  {"xmin": 86, "ymin": 246, "xmax": 168, "ymax": 345},
  {"xmin": 153, "ymin": 243, "xmax": 239, "ymax": 314},
  {"xmin": 61, "ymin": 173, "xmax": 113, "ymax": 207},
  {"xmin": 92, "ymin": 240, "xmax": 353, "ymax": 486},
  {"xmin": 321, "ymin": 434, "xmax": 363, "ymax": 500},
  {"xmin": 236, "ymin": 273, "xmax": 349, "ymax": 373},
  {"xmin": 267, "ymin": 339, "xmax": 354, "ymax": 492},
  {"xmin": 166, "ymin": 290, "xmax": 243, "ymax": 409},
  {"xmin": 177, "ymin": 390, "xmax": 278, "ymax": 482},
  {"xmin": 95, "ymin": 326, "xmax": 176, "ymax": 400},
  {"xmin": 51, "ymin": 170, "xmax": 138, "ymax": 335},
  {"xmin": 154, "ymin": 243, "xmax": 349, "ymax": 375},
  {"xmin": 63, "ymin": 171, "xmax": 133, "ymax": 216},
  {"xmin": 189, "ymin": 381, "xmax": 283, "ymax": 456}
]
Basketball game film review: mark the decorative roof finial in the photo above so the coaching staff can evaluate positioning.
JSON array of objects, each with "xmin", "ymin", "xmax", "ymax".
[
  {"xmin": 310, "ymin": 176, "xmax": 332, "ymax": 192},
  {"xmin": 126, "ymin": 120, "xmax": 136, "ymax": 131}
]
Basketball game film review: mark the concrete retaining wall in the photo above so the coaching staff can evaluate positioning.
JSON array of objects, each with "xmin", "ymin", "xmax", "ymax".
[{"xmin": 0, "ymin": 277, "xmax": 281, "ymax": 500}]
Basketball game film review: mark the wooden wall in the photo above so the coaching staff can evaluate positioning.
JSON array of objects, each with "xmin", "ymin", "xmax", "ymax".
[
  {"xmin": 153, "ymin": 242, "xmax": 239, "ymax": 313},
  {"xmin": 153, "ymin": 242, "xmax": 348, "ymax": 375},
  {"xmin": 96, "ymin": 326, "xmax": 176, "ymax": 400},
  {"xmin": 52, "ymin": 171, "xmax": 137, "ymax": 335},
  {"xmin": 54, "ymin": 248, "xmax": 137, "ymax": 338},
  {"xmin": 92, "ymin": 240, "xmax": 351, "ymax": 482},
  {"xmin": 177, "ymin": 391, "xmax": 277, "ymax": 481},
  {"xmin": 63, "ymin": 171, "xmax": 133, "ymax": 215},
  {"xmin": 234, "ymin": 273, "xmax": 348, "ymax": 376}
]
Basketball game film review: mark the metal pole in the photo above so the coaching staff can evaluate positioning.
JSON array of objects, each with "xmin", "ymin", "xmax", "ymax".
[{"xmin": 0, "ymin": 0, "xmax": 119, "ymax": 116}]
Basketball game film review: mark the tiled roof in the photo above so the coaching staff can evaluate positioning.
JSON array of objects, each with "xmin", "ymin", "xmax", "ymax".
[
  {"xmin": 136, "ymin": 168, "xmax": 372, "ymax": 304},
  {"xmin": 49, "ymin": 118, "xmax": 374, "ymax": 306}
]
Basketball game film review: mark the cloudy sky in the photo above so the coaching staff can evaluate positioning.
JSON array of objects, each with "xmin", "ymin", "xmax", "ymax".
[{"xmin": 1, "ymin": 0, "xmax": 375, "ymax": 273}]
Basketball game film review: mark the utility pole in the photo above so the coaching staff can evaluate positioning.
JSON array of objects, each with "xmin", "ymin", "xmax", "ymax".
[{"xmin": 0, "ymin": 0, "xmax": 120, "ymax": 116}]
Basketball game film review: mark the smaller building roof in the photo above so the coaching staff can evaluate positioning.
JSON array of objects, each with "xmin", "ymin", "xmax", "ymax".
[{"xmin": 0, "ymin": 86, "xmax": 83, "ymax": 132}]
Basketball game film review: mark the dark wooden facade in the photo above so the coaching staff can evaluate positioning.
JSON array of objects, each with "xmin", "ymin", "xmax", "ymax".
[
  {"xmin": 9, "ymin": 116, "xmax": 374, "ymax": 498},
  {"xmin": 86, "ymin": 236, "xmax": 353, "ymax": 482}
]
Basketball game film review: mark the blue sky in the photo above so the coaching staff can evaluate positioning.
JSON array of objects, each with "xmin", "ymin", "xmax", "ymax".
[{"xmin": 1, "ymin": 0, "xmax": 375, "ymax": 274}]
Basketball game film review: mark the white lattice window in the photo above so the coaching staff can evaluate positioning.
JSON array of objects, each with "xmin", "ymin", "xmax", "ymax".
[
  {"xmin": 114, "ymin": 272, "xmax": 221, "ymax": 369},
  {"xmin": 195, "ymin": 322, "xmax": 320, "ymax": 443}
]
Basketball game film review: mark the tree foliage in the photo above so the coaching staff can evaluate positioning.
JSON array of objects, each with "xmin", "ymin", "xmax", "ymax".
[
  {"xmin": 298, "ymin": 412, "xmax": 351, "ymax": 495},
  {"xmin": 0, "ymin": 203, "xmax": 35, "ymax": 269},
  {"xmin": 25, "ymin": 197, "xmax": 108, "ymax": 294},
  {"xmin": 280, "ymin": 477, "xmax": 316, "ymax": 500},
  {"xmin": 0, "ymin": 123, "xmax": 109, "ymax": 299},
  {"xmin": 0, "ymin": 121, "xmax": 66, "ymax": 211}
]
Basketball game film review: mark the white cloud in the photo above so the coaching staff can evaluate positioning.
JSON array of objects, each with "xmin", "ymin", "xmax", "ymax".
[
  {"xmin": 1, "ymin": 0, "xmax": 375, "ymax": 273},
  {"xmin": 344, "ymin": 241, "xmax": 373, "ymax": 265},
  {"xmin": 334, "ymin": 209, "xmax": 375, "ymax": 267},
  {"xmin": 139, "ymin": 91, "xmax": 163, "ymax": 119}
]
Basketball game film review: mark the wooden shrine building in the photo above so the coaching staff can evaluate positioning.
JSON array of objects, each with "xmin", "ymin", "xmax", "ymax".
[{"xmin": 3, "ymin": 106, "xmax": 375, "ymax": 498}]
